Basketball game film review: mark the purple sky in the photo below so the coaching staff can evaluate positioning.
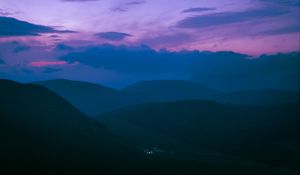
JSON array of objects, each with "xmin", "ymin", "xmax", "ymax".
[
  {"xmin": 0, "ymin": 0, "xmax": 299, "ymax": 88},
  {"xmin": 0, "ymin": 0, "xmax": 299, "ymax": 55}
]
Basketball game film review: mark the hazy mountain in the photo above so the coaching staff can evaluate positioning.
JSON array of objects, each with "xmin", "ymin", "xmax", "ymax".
[
  {"xmin": 34, "ymin": 79, "xmax": 144, "ymax": 116},
  {"xmin": 211, "ymin": 89, "xmax": 300, "ymax": 105},
  {"xmin": 98, "ymin": 100, "xmax": 300, "ymax": 173},
  {"xmin": 2, "ymin": 79, "xmax": 299, "ymax": 174},
  {"xmin": 122, "ymin": 80, "xmax": 299, "ymax": 105},
  {"xmin": 0, "ymin": 79, "xmax": 145, "ymax": 175},
  {"xmin": 35, "ymin": 79, "xmax": 299, "ymax": 117},
  {"xmin": 122, "ymin": 80, "xmax": 217, "ymax": 101}
]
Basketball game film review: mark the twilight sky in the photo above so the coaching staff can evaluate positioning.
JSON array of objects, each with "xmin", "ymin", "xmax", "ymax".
[
  {"xmin": 0, "ymin": 0, "xmax": 299, "ymax": 89},
  {"xmin": 0, "ymin": 0, "xmax": 299, "ymax": 54}
]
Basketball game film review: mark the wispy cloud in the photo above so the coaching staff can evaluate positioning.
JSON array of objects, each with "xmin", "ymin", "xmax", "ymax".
[
  {"xmin": 176, "ymin": 8, "xmax": 288, "ymax": 29},
  {"xmin": 258, "ymin": 24, "xmax": 300, "ymax": 36},
  {"xmin": 0, "ymin": 16, "xmax": 76, "ymax": 37},
  {"xmin": 42, "ymin": 67, "xmax": 63, "ymax": 73},
  {"xmin": 29, "ymin": 61, "xmax": 68, "ymax": 67},
  {"xmin": 126, "ymin": 1, "xmax": 146, "ymax": 6},
  {"xmin": 112, "ymin": 0, "xmax": 146, "ymax": 12},
  {"xmin": 14, "ymin": 45, "xmax": 31, "ymax": 53},
  {"xmin": 0, "ymin": 58, "xmax": 5, "ymax": 64},
  {"xmin": 182, "ymin": 7, "xmax": 216, "ymax": 13},
  {"xmin": 95, "ymin": 32, "xmax": 132, "ymax": 41},
  {"xmin": 259, "ymin": 0, "xmax": 300, "ymax": 6},
  {"xmin": 0, "ymin": 8, "xmax": 22, "ymax": 16}
]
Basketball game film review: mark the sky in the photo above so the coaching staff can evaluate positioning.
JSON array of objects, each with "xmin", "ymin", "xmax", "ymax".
[
  {"xmin": 0, "ymin": 0, "xmax": 299, "ymax": 89},
  {"xmin": 0, "ymin": 0, "xmax": 299, "ymax": 54}
]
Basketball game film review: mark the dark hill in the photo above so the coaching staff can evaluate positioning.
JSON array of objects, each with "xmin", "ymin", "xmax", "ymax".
[
  {"xmin": 0, "ymin": 79, "xmax": 144, "ymax": 175},
  {"xmin": 98, "ymin": 100, "xmax": 300, "ymax": 173},
  {"xmin": 122, "ymin": 80, "xmax": 217, "ymax": 101},
  {"xmin": 34, "ymin": 79, "xmax": 142, "ymax": 116},
  {"xmin": 35, "ymin": 79, "xmax": 299, "ymax": 117},
  {"xmin": 122, "ymin": 80, "xmax": 299, "ymax": 105},
  {"xmin": 211, "ymin": 89, "xmax": 300, "ymax": 105}
]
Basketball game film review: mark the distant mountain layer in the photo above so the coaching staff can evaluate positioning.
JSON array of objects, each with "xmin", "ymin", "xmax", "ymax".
[
  {"xmin": 34, "ymin": 79, "xmax": 142, "ymax": 116},
  {"xmin": 0, "ymin": 79, "xmax": 144, "ymax": 175},
  {"xmin": 122, "ymin": 80, "xmax": 299, "ymax": 105},
  {"xmin": 2, "ymin": 79, "xmax": 299, "ymax": 175},
  {"xmin": 35, "ymin": 79, "xmax": 299, "ymax": 116},
  {"xmin": 122, "ymin": 80, "xmax": 217, "ymax": 101},
  {"xmin": 98, "ymin": 100, "xmax": 300, "ymax": 172}
]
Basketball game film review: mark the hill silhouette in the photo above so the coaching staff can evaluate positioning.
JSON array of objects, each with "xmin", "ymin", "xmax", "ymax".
[
  {"xmin": 122, "ymin": 80, "xmax": 217, "ymax": 101},
  {"xmin": 34, "ymin": 79, "xmax": 144, "ymax": 116},
  {"xmin": 122, "ymin": 80, "xmax": 299, "ymax": 105},
  {"xmin": 98, "ymin": 100, "xmax": 300, "ymax": 173},
  {"xmin": 0, "ymin": 79, "xmax": 145, "ymax": 175},
  {"xmin": 1, "ymin": 79, "xmax": 299, "ymax": 175},
  {"xmin": 35, "ymin": 79, "xmax": 299, "ymax": 117}
]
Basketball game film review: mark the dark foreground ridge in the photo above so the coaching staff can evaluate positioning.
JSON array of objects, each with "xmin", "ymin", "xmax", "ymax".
[
  {"xmin": 1, "ymin": 79, "xmax": 299, "ymax": 175},
  {"xmin": 0, "ymin": 79, "xmax": 147, "ymax": 175},
  {"xmin": 98, "ymin": 100, "xmax": 300, "ymax": 174}
]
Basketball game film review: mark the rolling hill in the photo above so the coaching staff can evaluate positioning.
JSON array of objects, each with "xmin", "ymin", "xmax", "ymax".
[
  {"xmin": 34, "ymin": 79, "xmax": 299, "ymax": 118},
  {"xmin": 98, "ymin": 100, "xmax": 300, "ymax": 174},
  {"xmin": 122, "ymin": 80, "xmax": 217, "ymax": 101},
  {"xmin": 34, "ymin": 79, "xmax": 144, "ymax": 116},
  {"xmin": 0, "ymin": 79, "xmax": 145, "ymax": 175}
]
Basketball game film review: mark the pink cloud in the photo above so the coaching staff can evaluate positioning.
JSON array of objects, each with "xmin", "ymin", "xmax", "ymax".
[{"xmin": 29, "ymin": 61, "xmax": 68, "ymax": 67}]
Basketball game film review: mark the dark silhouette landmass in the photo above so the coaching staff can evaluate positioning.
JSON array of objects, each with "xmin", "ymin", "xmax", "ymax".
[
  {"xmin": 35, "ymin": 79, "xmax": 299, "ymax": 116},
  {"xmin": 0, "ymin": 80, "xmax": 146, "ymax": 175},
  {"xmin": 98, "ymin": 100, "xmax": 300, "ymax": 174},
  {"xmin": 1, "ymin": 79, "xmax": 299, "ymax": 175},
  {"xmin": 34, "ymin": 79, "xmax": 147, "ymax": 116}
]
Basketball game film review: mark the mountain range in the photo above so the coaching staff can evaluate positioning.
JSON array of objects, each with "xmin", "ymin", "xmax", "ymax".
[
  {"xmin": 0, "ymin": 79, "xmax": 146, "ymax": 175},
  {"xmin": 1, "ymin": 78, "xmax": 299, "ymax": 174},
  {"xmin": 35, "ymin": 79, "xmax": 299, "ymax": 116},
  {"xmin": 98, "ymin": 100, "xmax": 300, "ymax": 174}
]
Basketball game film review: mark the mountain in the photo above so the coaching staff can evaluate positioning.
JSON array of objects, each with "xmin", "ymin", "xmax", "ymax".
[
  {"xmin": 34, "ymin": 79, "xmax": 143, "ymax": 116},
  {"xmin": 122, "ymin": 80, "xmax": 299, "ymax": 105},
  {"xmin": 35, "ymin": 79, "xmax": 299, "ymax": 117},
  {"xmin": 0, "ymin": 79, "xmax": 145, "ymax": 175},
  {"xmin": 97, "ymin": 100, "xmax": 300, "ymax": 174},
  {"xmin": 211, "ymin": 89, "xmax": 300, "ymax": 105},
  {"xmin": 122, "ymin": 80, "xmax": 217, "ymax": 101}
]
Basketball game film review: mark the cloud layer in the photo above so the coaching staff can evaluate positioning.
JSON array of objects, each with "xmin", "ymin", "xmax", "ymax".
[
  {"xmin": 0, "ymin": 16, "xmax": 75, "ymax": 37},
  {"xmin": 182, "ymin": 7, "xmax": 216, "ymax": 13},
  {"xmin": 96, "ymin": 32, "xmax": 132, "ymax": 41},
  {"xmin": 177, "ymin": 8, "xmax": 288, "ymax": 28},
  {"xmin": 58, "ymin": 44, "xmax": 300, "ymax": 90}
]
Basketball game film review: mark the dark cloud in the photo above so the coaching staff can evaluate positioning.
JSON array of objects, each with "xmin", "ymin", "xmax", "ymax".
[
  {"xmin": 126, "ymin": 1, "xmax": 146, "ymax": 6},
  {"xmin": 182, "ymin": 7, "xmax": 216, "ymax": 13},
  {"xmin": 0, "ymin": 58, "xmax": 5, "ymax": 64},
  {"xmin": 112, "ymin": 1, "xmax": 145, "ymax": 12},
  {"xmin": 111, "ymin": 7, "xmax": 128, "ymax": 12},
  {"xmin": 14, "ymin": 45, "xmax": 31, "ymax": 53},
  {"xmin": 176, "ymin": 8, "xmax": 288, "ymax": 28},
  {"xmin": 21, "ymin": 68, "xmax": 34, "ymax": 74},
  {"xmin": 95, "ymin": 32, "xmax": 132, "ymax": 41},
  {"xmin": 0, "ymin": 8, "xmax": 12, "ymax": 16},
  {"xmin": 60, "ymin": 44, "xmax": 171, "ymax": 73},
  {"xmin": 259, "ymin": 0, "xmax": 300, "ymax": 6},
  {"xmin": 60, "ymin": 44, "xmax": 299, "ymax": 91},
  {"xmin": 141, "ymin": 33, "xmax": 190, "ymax": 47},
  {"xmin": 0, "ymin": 16, "xmax": 76, "ymax": 37},
  {"xmin": 258, "ymin": 24, "xmax": 300, "ymax": 36},
  {"xmin": 55, "ymin": 44, "xmax": 74, "ymax": 51},
  {"xmin": 0, "ymin": 8, "xmax": 22, "ymax": 16},
  {"xmin": 49, "ymin": 35, "xmax": 60, "ymax": 38},
  {"xmin": 42, "ymin": 67, "xmax": 63, "ymax": 73}
]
